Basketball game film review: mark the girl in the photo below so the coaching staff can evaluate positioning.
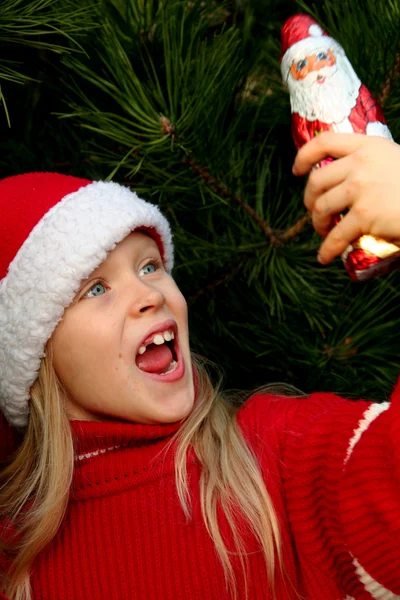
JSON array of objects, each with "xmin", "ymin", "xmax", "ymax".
[{"xmin": 1, "ymin": 133, "xmax": 400, "ymax": 600}]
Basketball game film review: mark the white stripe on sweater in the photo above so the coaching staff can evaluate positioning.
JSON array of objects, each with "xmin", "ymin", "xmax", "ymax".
[
  {"xmin": 76, "ymin": 445, "xmax": 120, "ymax": 462},
  {"xmin": 353, "ymin": 558, "xmax": 400, "ymax": 599},
  {"xmin": 344, "ymin": 402, "xmax": 389, "ymax": 466},
  {"xmin": 343, "ymin": 402, "xmax": 397, "ymax": 598}
]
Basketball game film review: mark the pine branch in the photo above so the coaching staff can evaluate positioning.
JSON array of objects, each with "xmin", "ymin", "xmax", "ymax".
[
  {"xmin": 0, "ymin": 0, "xmax": 97, "ymax": 124},
  {"xmin": 160, "ymin": 117, "xmax": 310, "ymax": 248},
  {"xmin": 278, "ymin": 213, "xmax": 311, "ymax": 242},
  {"xmin": 183, "ymin": 153, "xmax": 279, "ymax": 243},
  {"xmin": 188, "ymin": 262, "xmax": 242, "ymax": 305},
  {"xmin": 157, "ymin": 114, "xmax": 281, "ymax": 244},
  {"xmin": 379, "ymin": 53, "xmax": 400, "ymax": 106}
]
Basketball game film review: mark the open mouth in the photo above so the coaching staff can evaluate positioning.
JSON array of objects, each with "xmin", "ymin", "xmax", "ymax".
[{"xmin": 135, "ymin": 326, "xmax": 180, "ymax": 376}]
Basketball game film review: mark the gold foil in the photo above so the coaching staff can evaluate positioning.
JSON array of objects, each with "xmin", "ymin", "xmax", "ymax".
[{"xmin": 353, "ymin": 235, "xmax": 400, "ymax": 259}]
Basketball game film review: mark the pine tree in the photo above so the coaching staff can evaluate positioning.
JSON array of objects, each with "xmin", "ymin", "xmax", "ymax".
[{"xmin": 2, "ymin": 0, "xmax": 400, "ymax": 399}]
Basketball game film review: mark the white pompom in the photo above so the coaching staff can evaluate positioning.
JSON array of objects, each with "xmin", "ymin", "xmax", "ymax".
[{"xmin": 309, "ymin": 24, "xmax": 323, "ymax": 37}]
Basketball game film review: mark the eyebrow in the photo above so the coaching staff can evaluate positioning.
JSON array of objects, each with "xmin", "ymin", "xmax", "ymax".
[{"xmin": 73, "ymin": 240, "xmax": 161, "ymax": 298}]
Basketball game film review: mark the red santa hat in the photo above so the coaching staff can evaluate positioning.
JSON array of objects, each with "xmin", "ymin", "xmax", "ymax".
[
  {"xmin": 0, "ymin": 172, "xmax": 174, "ymax": 428},
  {"xmin": 281, "ymin": 14, "xmax": 344, "ymax": 83}
]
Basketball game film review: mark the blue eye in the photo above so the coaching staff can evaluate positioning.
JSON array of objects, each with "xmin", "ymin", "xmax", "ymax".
[
  {"xmin": 297, "ymin": 59, "xmax": 308, "ymax": 71},
  {"xmin": 317, "ymin": 52, "xmax": 328, "ymax": 61},
  {"xmin": 139, "ymin": 263, "xmax": 157, "ymax": 276},
  {"xmin": 85, "ymin": 282, "xmax": 107, "ymax": 298}
]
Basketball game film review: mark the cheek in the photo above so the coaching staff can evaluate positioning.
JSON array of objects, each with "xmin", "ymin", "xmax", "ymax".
[
  {"xmin": 317, "ymin": 60, "xmax": 334, "ymax": 70},
  {"xmin": 52, "ymin": 312, "xmax": 117, "ymax": 385},
  {"xmin": 291, "ymin": 64, "xmax": 309, "ymax": 81},
  {"xmin": 327, "ymin": 51, "xmax": 336, "ymax": 66},
  {"xmin": 171, "ymin": 289, "xmax": 189, "ymax": 324},
  {"xmin": 52, "ymin": 320, "xmax": 76, "ymax": 380}
]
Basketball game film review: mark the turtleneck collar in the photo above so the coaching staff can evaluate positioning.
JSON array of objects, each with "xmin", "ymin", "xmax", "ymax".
[
  {"xmin": 69, "ymin": 365, "xmax": 200, "ymax": 460},
  {"xmin": 69, "ymin": 418, "xmax": 187, "ymax": 501},
  {"xmin": 71, "ymin": 418, "xmax": 182, "ymax": 459}
]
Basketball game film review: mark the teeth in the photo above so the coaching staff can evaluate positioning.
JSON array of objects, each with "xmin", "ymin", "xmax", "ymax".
[
  {"xmin": 160, "ymin": 359, "xmax": 177, "ymax": 375},
  {"xmin": 137, "ymin": 330, "xmax": 175, "ymax": 355},
  {"xmin": 152, "ymin": 330, "xmax": 174, "ymax": 345}
]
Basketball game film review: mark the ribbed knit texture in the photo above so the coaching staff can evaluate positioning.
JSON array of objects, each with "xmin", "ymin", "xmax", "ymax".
[{"xmin": 2, "ymin": 384, "xmax": 400, "ymax": 599}]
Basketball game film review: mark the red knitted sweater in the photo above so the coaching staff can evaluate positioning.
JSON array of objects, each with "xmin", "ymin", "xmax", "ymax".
[{"xmin": 1, "ymin": 384, "xmax": 400, "ymax": 600}]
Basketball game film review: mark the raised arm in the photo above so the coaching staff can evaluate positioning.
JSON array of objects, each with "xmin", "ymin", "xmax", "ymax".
[
  {"xmin": 282, "ymin": 385, "xmax": 400, "ymax": 599},
  {"xmin": 286, "ymin": 133, "xmax": 400, "ymax": 596}
]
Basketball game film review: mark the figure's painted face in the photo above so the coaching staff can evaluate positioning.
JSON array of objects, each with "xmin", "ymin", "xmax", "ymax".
[
  {"xmin": 290, "ymin": 49, "xmax": 336, "ymax": 81},
  {"xmin": 51, "ymin": 231, "xmax": 194, "ymax": 424},
  {"xmin": 287, "ymin": 49, "xmax": 360, "ymax": 124}
]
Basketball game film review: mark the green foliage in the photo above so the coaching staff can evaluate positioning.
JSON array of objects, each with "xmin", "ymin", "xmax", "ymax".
[
  {"xmin": 2, "ymin": 0, "xmax": 400, "ymax": 399},
  {"xmin": 0, "ymin": 0, "xmax": 96, "ymax": 125}
]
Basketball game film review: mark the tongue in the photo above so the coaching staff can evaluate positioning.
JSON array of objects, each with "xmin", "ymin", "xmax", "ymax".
[{"xmin": 136, "ymin": 344, "xmax": 173, "ymax": 374}]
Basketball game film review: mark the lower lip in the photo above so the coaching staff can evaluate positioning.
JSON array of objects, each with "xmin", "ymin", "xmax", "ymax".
[
  {"xmin": 317, "ymin": 77, "xmax": 326, "ymax": 84},
  {"xmin": 136, "ymin": 343, "xmax": 185, "ymax": 383}
]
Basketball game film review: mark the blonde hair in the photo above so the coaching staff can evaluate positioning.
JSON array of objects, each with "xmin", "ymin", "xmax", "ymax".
[
  {"xmin": 0, "ymin": 352, "xmax": 283, "ymax": 600},
  {"xmin": 0, "ymin": 346, "xmax": 74, "ymax": 600}
]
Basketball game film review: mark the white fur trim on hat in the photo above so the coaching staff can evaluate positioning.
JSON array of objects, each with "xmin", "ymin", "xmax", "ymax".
[
  {"xmin": 281, "ymin": 35, "xmax": 344, "ymax": 84},
  {"xmin": 0, "ymin": 181, "xmax": 173, "ymax": 428}
]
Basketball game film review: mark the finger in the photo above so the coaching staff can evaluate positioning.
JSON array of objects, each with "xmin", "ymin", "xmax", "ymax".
[
  {"xmin": 293, "ymin": 132, "xmax": 369, "ymax": 176},
  {"xmin": 311, "ymin": 180, "xmax": 355, "ymax": 238},
  {"xmin": 317, "ymin": 211, "xmax": 362, "ymax": 264},
  {"xmin": 304, "ymin": 155, "xmax": 352, "ymax": 211}
]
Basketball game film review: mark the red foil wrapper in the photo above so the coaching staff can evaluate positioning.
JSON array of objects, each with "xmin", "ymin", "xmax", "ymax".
[{"xmin": 281, "ymin": 14, "xmax": 400, "ymax": 281}]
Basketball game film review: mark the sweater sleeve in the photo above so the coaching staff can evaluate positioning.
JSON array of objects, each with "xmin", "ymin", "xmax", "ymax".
[{"xmin": 281, "ymin": 381, "xmax": 400, "ymax": 599}]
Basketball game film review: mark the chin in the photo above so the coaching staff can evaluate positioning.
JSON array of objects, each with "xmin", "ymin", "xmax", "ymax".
[{"xmin": 157, "ymin": 392, "xmax": 195, "ymax": 424}]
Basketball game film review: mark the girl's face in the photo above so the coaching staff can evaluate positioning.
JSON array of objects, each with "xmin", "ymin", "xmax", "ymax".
[{"xmin": 51, "ymin": 231, "xmax": 194, "ymax": 424}]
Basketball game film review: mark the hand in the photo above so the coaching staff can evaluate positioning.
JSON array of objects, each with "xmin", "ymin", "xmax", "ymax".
[{"xmin": 292, "ymin": 132, "xmax": 400, "ymax": 264}]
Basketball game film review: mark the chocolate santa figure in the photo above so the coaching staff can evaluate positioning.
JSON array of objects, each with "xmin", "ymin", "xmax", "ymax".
[
  {"xmin": 281, "ymin": 14, "xmax": 400, "ymax": 280},
  {"xmin": 281, "ymin": 15, "xmax": 393, "ymax": 146}
]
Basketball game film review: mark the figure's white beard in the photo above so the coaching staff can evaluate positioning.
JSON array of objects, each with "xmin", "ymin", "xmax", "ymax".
[{"xmin": 288, "ymin": 54, "xmax": 361, "ymax": 123}]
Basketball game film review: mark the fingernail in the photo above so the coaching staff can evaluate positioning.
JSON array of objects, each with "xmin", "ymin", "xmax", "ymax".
[
  {"xmin": 292, "ymin": 164, "xmax": 298, "ymax": 175},
  {"xmin": 317, "ymin": 253, "xmax": 326, "ymax": 265}
]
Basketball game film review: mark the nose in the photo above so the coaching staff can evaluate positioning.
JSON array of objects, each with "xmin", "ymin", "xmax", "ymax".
[
  {"xmin": 127, "ymin": 276, "xmax": 165, "ymax": 317},
  {"xmin": 308, "ymin": 55, "xmax": 325, "ymax": 73}
]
